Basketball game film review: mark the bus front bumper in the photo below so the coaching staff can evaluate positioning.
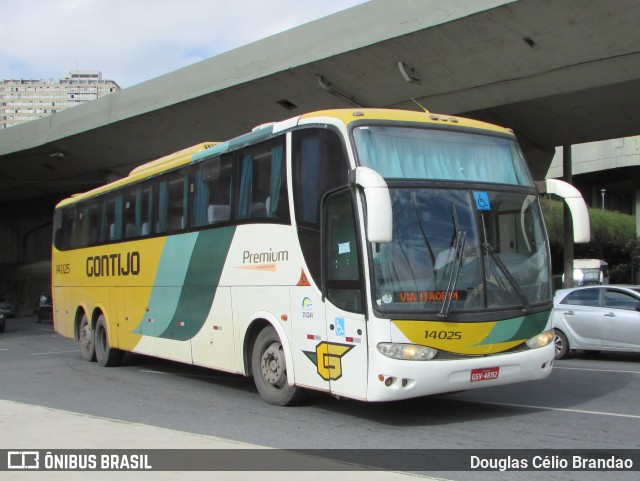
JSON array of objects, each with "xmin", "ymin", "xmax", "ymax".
[{"xmin": 366, "ymin": 343, "xmax": 554, "ymax": 402}]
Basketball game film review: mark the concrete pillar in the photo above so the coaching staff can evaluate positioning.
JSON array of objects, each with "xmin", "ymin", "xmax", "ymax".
[
  {"xmin": 635, "ymin": 189, "xmax": 640, "ymax": 237},
  {"xmin": 563, "ymin": 145, "xmax": 574, "ymax": 288}
]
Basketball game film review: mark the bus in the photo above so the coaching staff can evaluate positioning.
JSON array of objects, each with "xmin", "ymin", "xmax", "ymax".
[
  {"xmin": 572, "ymin": 259, "xmax": 609, "ymax": 286},
  {"xmin": 52, "ymin": 108, "xmax": 590, "ymax": 405}
]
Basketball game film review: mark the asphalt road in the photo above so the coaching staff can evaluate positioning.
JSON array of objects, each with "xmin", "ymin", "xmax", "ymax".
[{"xmin": 1, "ymin": 316, "xmax": 639, "ymax": 481}]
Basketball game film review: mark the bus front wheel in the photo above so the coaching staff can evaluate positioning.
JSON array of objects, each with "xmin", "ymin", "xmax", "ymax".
[
  {"xmin": 94, "ymin": 315, "xmax": 123, "ymax": 367},
  {"xmin": 251, "ymin": 326, "xmax": 304, "ymax": 406},
  {"xmin": 79, "ymin": 314, "xmax": 96, "ymax": 362}
]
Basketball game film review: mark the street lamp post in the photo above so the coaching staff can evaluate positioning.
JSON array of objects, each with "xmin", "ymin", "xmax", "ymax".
[{"xmin": 601, "ymin": 188, "xmax": 606, "ymax": 210}]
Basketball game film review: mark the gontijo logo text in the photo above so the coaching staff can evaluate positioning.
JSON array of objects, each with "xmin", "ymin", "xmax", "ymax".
[{"xmin": 86, "ymin": 251, "xmax": 141, "ymax": 277}]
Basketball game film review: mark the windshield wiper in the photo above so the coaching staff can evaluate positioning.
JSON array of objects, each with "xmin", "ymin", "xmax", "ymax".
[
  {"xmin": 480, "ymin": 214, "xmax": 530, "ymax": 312},
  {"xmin": 438, "ymin": 230, "xmax": 466, "ymax": 320},
  {"xmin": 438, "ymin": 204, "xmax": 466, "ymax": 320}
]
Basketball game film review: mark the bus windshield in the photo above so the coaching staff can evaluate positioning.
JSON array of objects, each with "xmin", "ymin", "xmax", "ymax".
[
  {"xmin": 353, "ymin": 125, "xmax": 533, "ymax": 186},
  {"xmin": 369, "ymin": 188, "xmax": 551, "ymax": 315},
  {"xmin": 353, "ymin": 125, "xmax": 550, "ymax": 316}
]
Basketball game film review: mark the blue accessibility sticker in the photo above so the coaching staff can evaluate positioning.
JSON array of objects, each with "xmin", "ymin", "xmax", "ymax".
[
  {"xmin": 335, "ymin": 317, "xmax": 345, "ymax": 337},
  {"xmin": 474, "ymin": 191, "xmax": 491, "ymax": 210}
]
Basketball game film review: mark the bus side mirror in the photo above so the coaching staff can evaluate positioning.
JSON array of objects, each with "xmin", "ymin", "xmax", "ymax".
[
  {"xmin": 351, "ymin": 167, "xmax": 393, "ymax": 243},
  {"xmin": 537, "ymin": 179, "xmax": 590, "ymax": 243}
]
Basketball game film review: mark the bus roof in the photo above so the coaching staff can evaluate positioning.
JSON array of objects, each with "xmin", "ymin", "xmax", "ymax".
[
  {"xmin": 55, "ymin": 108, "xmax": 515, "ymax": 208},
  {"xmin": 299, "ymin": 108, "xmax": 513, "ymax": 135},
  {"xmin": 574, "ymin": 259, "xmax": 608, "ymax": 268}
]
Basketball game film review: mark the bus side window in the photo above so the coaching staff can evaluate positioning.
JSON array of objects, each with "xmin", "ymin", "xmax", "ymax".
[
  {"xmin": 160, "ymin": 169, "xmax": 188, "ymax": 233},
  {"xmin": 86, "ymin": 201, "xmax": 100, "ymax": 245},
  {"xmin": 155, "ymin": 179, "xmax": 168, "ymax": 234},
  {"xmin": 324, "ymin": 190, "xmax": 364, "ymax": 313},
  {"xmin": 76, "ymin": 204, "xmax": 89, "ymax": 248},
  {"xmin": 53, "ymin": 209, "xmax": 64, "ymax": 250},
  {"xmin": 192, "ymin": 155, "xmax": 232, "ymax": 227},
  {"xmin": 122, "ymin": 182, "xmax": 152, "ymax": 239},
  {"xmin": 123, "ymin": 187, "xmax": 139, "ymax": 239},
  {"xmin": 236, "ymin": 139, "xmax": 288, "ymax": 222},
  {"xmin": 60, "ymin": 206, "xmax": 76, "ymax": 250},
  {"xmin": 100, "ymin": 193, "xmax": 123, "ymax": 242},
  {"xmin": 140, "ymin": 182, "xmax": 153, "ymax": 236}
]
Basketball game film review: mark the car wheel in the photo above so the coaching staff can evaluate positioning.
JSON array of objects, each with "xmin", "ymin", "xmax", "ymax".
[{"xmin": 554, "ymin": 329, "xmax": 569, "ymax": 360}]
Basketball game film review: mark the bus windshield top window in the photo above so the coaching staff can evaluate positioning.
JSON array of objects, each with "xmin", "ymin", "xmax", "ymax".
[{"xmin": 353, "ymin": 125, "xmax": 533, "ymax": 186}]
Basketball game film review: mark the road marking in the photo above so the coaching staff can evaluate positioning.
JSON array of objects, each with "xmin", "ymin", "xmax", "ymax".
[
  {"xmin": 554, "ymin": 366, "xmax": 640, "ymax": 375},
  {"xmin": 474, "ymin": 400, "xmax": 640, "ymax": 420},
  {"xmin": 32, "ymin": 349, "xmax": 81, "ymax": 356}
]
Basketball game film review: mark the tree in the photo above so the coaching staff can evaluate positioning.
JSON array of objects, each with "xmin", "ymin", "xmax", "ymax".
[{"xmin": 541, "ymin": 199, "xmax": 640, "ymax": 283}]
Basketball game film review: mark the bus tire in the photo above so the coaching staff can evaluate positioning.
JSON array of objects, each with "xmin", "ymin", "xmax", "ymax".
[
  {"xmin": 94, "ymin": 314, "xmax": 123, "ymax": 367},
  {"xmin": 79, "ymin": 314, "xmax": 96, "ymax": 362},
  {"xmin": 251, "ymin": 326, "xmax": 305, "ymax": 406}
]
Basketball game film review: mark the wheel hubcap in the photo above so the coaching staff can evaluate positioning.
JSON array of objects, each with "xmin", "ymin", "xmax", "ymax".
[
  {"xmin": 261, "ymin": 341, "xmax": 286, "ymax": 388},
  {"xmin": 554, "ymin": 335, "xmax": 563, "ymax": 354},
  {"xmin": 81, "ymin": 324, "xmax": 92, "ymax": 349}
]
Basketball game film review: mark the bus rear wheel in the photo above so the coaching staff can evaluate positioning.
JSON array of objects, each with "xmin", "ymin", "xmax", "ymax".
[
  {"xmin": 251, "ymin": 326, "xmax": 305, "ymax": 406},
  {"xmin": 94, "ymin": 315, "xmax": 123, "ymax": 367},
  {"xmin": 79, "ymin": 314, "xmax": 96, "ymax": 362}
]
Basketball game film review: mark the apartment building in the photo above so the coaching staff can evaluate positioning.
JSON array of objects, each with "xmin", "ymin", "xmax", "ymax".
[{"xmin": 1, "ymin": 71, "xmax": 120, "ymax": 128}]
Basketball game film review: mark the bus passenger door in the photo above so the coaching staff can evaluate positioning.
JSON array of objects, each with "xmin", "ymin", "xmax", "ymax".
[{"xmin": 322, "ymin": 190, "xmax": 368, "ymax": 400}]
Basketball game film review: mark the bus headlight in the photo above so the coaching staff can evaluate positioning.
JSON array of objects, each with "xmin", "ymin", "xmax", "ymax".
[
  {"xmin": 525, "ymin": 329, "xmax": 554, "ymax": 349},
  {"xmin": 377, "ymin": 343, "xmax": 437, "ymax": 360}
]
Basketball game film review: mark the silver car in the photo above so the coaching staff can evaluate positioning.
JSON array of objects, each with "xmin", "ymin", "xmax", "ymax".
[{"xmin": 552, "ymin": 285, "xmax": 640, "ymax": 359}]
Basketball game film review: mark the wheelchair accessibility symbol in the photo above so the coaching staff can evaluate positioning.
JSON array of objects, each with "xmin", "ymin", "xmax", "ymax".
[
  {"xmin": 335, "ymin": 317, "xmax": 345, "ymax": 336},
  {"xmin": 474, "ymin": 191, "xmax": 491, "ymax": 211}
]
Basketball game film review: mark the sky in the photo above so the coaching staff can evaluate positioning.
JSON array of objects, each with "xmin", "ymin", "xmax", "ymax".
[{"xmin": 1, "ymin": 0, "xmax": 369, "ymax": 89}]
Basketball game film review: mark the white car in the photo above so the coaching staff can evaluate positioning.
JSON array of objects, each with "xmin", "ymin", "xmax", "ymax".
[{"xmin": 552, "ymin": 285, "xmax": 640, "ymax": 359}]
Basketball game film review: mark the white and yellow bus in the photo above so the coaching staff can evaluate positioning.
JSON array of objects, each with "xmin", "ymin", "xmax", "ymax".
[{"xmin": 52, "ymin": 108, "xmax": 589, "ymax": 405}]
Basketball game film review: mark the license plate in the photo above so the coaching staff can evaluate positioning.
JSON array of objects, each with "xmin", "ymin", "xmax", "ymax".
[{"xmin": 470, "ymin": 367, "xmax": 500, "ymax": 382}]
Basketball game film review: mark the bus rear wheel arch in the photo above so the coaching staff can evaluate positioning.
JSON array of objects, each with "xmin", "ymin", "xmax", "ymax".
[
  {"xmin": 94, "ymin": 314, "xmax": 123, "ymax": 367},
  {"xmin": 251, "ymin": 325, "xmax": 305, "ymax": 406}
]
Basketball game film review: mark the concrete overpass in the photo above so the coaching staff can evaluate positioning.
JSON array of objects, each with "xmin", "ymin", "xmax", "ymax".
[{"xmin": 1, "ymin": 0, "xmax": 639, "ymax": 259}]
